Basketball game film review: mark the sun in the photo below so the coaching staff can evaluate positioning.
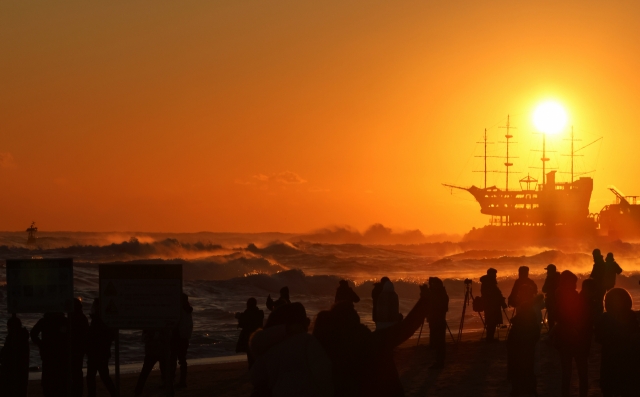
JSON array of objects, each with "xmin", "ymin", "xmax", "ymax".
[{"xmin": 533, "ymin": 101, "xmax": 568, "ymax": 135}]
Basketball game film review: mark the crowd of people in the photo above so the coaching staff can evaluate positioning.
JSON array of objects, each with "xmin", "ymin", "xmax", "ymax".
[
  {"xmin": 0, "ymin": 247, "xmax": 639, "ymax": 397},
  {"xmin": 0, "ymin": 294, "xmax": 193, "ymax": 397},
  {"xmin": 243, "ymin": 248, "xmax": 638, "ymax": 397}
]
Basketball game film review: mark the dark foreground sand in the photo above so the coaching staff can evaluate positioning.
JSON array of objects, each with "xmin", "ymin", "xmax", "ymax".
[{"xmin": 26, "ymin": 330, "xmax": 603, "ymax": 397}]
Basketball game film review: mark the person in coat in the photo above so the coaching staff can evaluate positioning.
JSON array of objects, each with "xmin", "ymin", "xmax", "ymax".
[
  {"xmin": 595, "ymin": 288, "xmax": 640, "ymax": 397},
  {"xmin": 69, "ymin": 298, "xmax": 89, "ymax": 397},
  {"xmin": 86, "ymin": 298, "xmax": 117, "ymax": 397},
  {"xmin": 312, "ymin": 284, "xmax": 430, "ymax": 397},
  {"xmin": 170, "ymin": 293, "xmax": 193, "ymax": 388},
  {"xmin": 334, "ymin": 280, "xmax": 360, "ymax": 304},
  {"xmin": 0, "ymin": 314, "xmax": 30, "ymax": 397},
  {"xmin": 508, "ymin": 266, "xmax": 538, "ymax": 309},
  {"xmin": 426, "ymin": 277, "xmax": 449, "ymax": 369},
  {"xmin": 235, "ymin": 297, "xmax": 264, "ymax": 368},
  {"xmin": 375, "ymin": 280, "xmax": 401, "ymax": 330},
  {"xmin": 555, "ymin": 270, "xmax": 591, "ymax": 397},
  {"xmin": 371, "ymin": 277, "xmax": 390, "ymax": 324},
  {"xmin": 480, "ymin": 268, "xmax": 507, "ymax": 342},
  {"xmin": 266, "ymin": 287, "xmax": 291, "ymax": 312},
  {"xmin": 31, "ymin": 312, "xmax": 70, "ymax": 397},
  {"xmin": 542, "ymin": 264, "xmax": 560, "ymax": 331},
  {"xmin": 250, "ymin": 302, "xmax": 333, "ymax": 397}
]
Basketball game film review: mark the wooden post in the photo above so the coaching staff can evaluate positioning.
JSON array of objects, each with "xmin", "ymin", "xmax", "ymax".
[{"xmin": 115, "ymin": 329, "xmax": 120, "ymax": 397}]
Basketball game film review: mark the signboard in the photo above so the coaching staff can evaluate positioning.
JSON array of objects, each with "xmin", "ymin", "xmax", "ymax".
[
  {"xmin": 99, "ymin": 264, "xmax": 182, "ymax": 329},
  {"xmin": 6, "ymin": 258, "xmax": 74, "ymax": 313}
]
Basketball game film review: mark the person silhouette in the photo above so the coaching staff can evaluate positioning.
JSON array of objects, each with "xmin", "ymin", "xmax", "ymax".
[
  {"xmin": 508, "ymin": 266, "xmax": 538, "ymax": 309},
  {"xmin": 334, "ymin": 280, "xmax": 360, "ymax": 304},
  {"xmin": 86, "ymin": 298, "xmax": 117, "ymax": 397},
  {"xmin": 375, "ymin": 280, "xmax": 401, "ymax": 330},
  {"xmin": 480, "ymin": 268, "xmax": 507, "ymax": 342},
  {"xmin": 235, "ymin": 297, "xmax": 264, "ymax": 368},
  {"xmin": 170, "ymin": 293, "xmax": 193, "ymax": 388},
  {"xmin": 603, "ymin": 253, "xmax": 623, "ymax": 291},
  {"xmin": 312, "ymin": 284, "xmax": 430, "ymax": 397},
  {"xmin": 31, "ymin": 312, "xmax": 70, "ymax": 397},
  {"xmin": 595, "ymin": 288, "xmax": 640, "ymax": 397},
  {"xmin": 542, "ymin": 264, "xmax": 560, "ymax": 331},
  {"xmin": 250, "ymin": 302, "xmax": 333, "ymax": 397},
  {"xmin": 69, "ymin": 298, "xmax": 89, "ymax": 397},
  {"xmin": 589, "ymin": 248, "xmax": 608, "ymax": 313},
  {"xmin": 507, "ymin": 285, "xmax": 541, "ymax": 397},
  {"xmin": 371, "ymin": 276, "xmax": 390, "ymax": 326},
  {"xmin": 134, "ymin": 328, "xmax": 173, "ymax": 397},
  {"xmin": 0, "ymin": 314, "xmax": 30, "ymax": 397},
  {"xmin": 266, "ymin": 287, "xmax": 291, "ymax": 312},
  {"xmin": 426, "ymin": 277, "xmax": 448, "ymax": 369},
  {"xmin": 555, "ymin": 270, "xmax": 591, "ymax": 397}
]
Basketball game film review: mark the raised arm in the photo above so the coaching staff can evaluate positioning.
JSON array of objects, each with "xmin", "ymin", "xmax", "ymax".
[{"xmin": 378, "ymin": 285, "xmax": 429, "ymax": 349}]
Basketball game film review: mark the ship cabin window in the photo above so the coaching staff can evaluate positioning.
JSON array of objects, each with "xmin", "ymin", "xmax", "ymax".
[
  {"xmin": 533, "ymin": 204, "xmax": 539, "ymax": 209},
  {"xmin": 516, "ymin": 194, "xmax": 524, "ymax": 199},
  {"xmin": 556, "ymin": 186, "xmax": 564, "ymax": 190},
  {"xmin": 515, "ymin": 204, "xmax": 525, "ymax": 209}
]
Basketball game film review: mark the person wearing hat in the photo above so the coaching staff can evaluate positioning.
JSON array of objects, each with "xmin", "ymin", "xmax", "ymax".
[
  {"xmin": 480, "ymin": 268, "xmax": 507, "ymax": 342},
  {"xmin": 508, "ymin": 266, "xmax": 538, "ymax": 309},
  {"xmin": 542, "ymin": 264, "xmax": 560, "ymax": 331}
]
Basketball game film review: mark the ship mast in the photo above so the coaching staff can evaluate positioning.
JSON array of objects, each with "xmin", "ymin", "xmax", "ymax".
[
  {"xmin": 541, "ymin": 132, "xmax": 549, "ymax": 185},
  {"xmin": 499, "ymin": 115, "xmax": 516, "ymax": 191},
  {"xmin": 474, "ymin": 128, "xmax": 495, "ymax": 188}
]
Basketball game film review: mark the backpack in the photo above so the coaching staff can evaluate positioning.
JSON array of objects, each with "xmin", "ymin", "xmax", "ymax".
[{"xmin": 472, "ymin": 296, "xmax": 484, "ymax": 313}]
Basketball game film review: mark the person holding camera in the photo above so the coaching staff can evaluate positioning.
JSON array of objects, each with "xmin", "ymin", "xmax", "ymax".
[
  {"xmin": 508, "ymin": 266, "xmax": 538, "ymax": 309},
  {"xmin": 480, "ymin": 268, "xmax": 507, "ymax": 342},
  {"xmin": 235, "ymin": 297, "xmax": 264, "ymax": 368}
]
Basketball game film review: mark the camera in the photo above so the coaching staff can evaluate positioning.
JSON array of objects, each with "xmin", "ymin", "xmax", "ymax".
[{"xmin": 464, "ymin": 278, "xmax": 472, "ymax": 285}]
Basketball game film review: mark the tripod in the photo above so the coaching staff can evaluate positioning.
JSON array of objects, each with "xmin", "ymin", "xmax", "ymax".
[{"xmin": 457, "ymin": 280, "xmax": 483, "ymax": 343}]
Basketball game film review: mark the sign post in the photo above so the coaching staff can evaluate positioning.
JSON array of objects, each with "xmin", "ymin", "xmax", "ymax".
[{"xmin": 99, "ymin": 264, "xmax": 182, "ymax": 396}]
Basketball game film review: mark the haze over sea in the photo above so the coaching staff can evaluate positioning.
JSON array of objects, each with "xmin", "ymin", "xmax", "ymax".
[{"xmin": 1, "ymin": 227, "xmax": 639, "ymax": 368}]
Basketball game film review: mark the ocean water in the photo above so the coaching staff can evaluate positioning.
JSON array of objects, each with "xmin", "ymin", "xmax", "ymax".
[{"xmin": 1, "ymin": 232, "xmax": 640, "ymax": 368}]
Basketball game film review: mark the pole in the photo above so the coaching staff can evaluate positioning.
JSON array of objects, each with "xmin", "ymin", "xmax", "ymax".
[
  {"xmin": 484, "ymin": 128, "xmax": 487, "ymax": 189},
  {"xmin": 542, "ymin": 133, "xmax": 547, "ymax": 185},
  {"xmin": 115, "ymin": 329, "xmax": 120, "ymax": 397},
  {"xmin": 571, "ymin": 126, "xmax": 574, "ymax": 183},
  {"xmin": 416, "ymin": 318, "xmax": 425, "ymax": 347}
]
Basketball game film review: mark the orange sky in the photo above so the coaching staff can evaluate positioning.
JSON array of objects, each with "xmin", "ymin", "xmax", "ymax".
[{"xmin": 2, "ymin": 1, "xmax": 640, "ymax": 234}]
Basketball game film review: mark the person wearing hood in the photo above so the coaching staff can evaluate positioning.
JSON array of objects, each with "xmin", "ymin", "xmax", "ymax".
[
  {"xmin": 542, "ymin": 264, "xmax": 560, "ymax": 331},
  {"xmin": 426, "ymin": 277, "xmax": 449, "ymax": 369},
  {"xmin": 480, "ymin": 268, "xmax": 507, "ymax": 342},
  {"xmin": 371, "ymin": 277, "xmax": 390, "ymax": 325},
  {"xmin": 266, "ymin": 287, "xmax": 291, "ymax": 312},
  {"xmin": 312, "ymin": 284, "xmax": 430, "ymax": 397},
  {"xmin": 86, "ymin": 298, "xmax": 117, "ymax": 397},
  {"xmin": 170, "ymin": 293, "xmax": 194, "ymax": 388},
  {"xmin": 595, "ymin": 288, "xmax": 640, "ymax": 397},
  {"xmin": 555, "ymin": 270, "xmax": 591, "ymax": 397},
  {"xmin": 334, "ymin": 280, "xmax": 360, "ymax": 304},
  {"xmin": 69, "ymin": 298, "xmax": 89, "ymax": 397},
  {"xmin": 235, "ymin": 297, "xmax": 264, "ymax": 368},
  {"xmin": 508, "ymin": 266, "xmax": 538, "ymax": 309},
  {"xmin": 375, "ymin": 280, "xmax": 401, "ymax": 330},
  {"xmin": 0, "ymin": 314, "xmax": 30, "ymax": 397},
  {"xmin": 589, "ymin": 248, "xmax": 608, "ymax": 313},
  {"xmin": 31, "ymin": 312, "xmax": 70, "ymax": 397},
  {"xmin": 250, "ymin": 302, "xmax": 333, "ymax": 397}
]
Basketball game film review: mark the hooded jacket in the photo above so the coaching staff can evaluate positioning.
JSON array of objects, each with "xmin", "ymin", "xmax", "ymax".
[{"xmin": 376, "ymin": 282, "xmax": 400, "ymax": 323}]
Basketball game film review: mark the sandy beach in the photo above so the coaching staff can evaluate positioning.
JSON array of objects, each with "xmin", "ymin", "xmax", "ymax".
[{"xmin": 24, "ymin": 328, "xmax": 603, "ymax": 397}]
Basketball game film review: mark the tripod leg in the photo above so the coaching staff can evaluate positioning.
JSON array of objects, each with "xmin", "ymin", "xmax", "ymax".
[
  {"xmin": 445, "ymin": 321, "xmax": 456, "ymax": 344},
  {"xmin": 417, "ymin": 318, "xmax": 425, "ymax": 347},
  {"xmin": 457, "ymin": 290, "xmax": 468, "ymax": 343}
]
